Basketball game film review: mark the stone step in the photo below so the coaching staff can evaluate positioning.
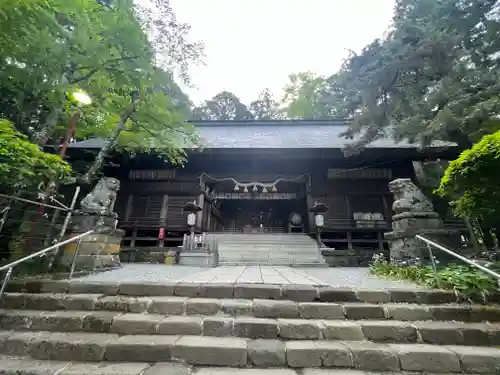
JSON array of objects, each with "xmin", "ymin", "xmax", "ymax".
[
  {"xmin": 219, "ymin": 244, "xmax": 316, "ymax": 247},
  {"xmin": 218, "ymin": 263, "xmax": 329, "ymax": 268},
  {"xmin": 6, "ymin": 279, "xmax": 499, "ymax": 304},
  {"xmin": 217, "ymin": 258, "xmax": 324, "ymax": 262},
  {"xmin": 1, "ymin": 330, "xmax": 499, "ymax": 372},
  {"xmin": 218, "ymin": 250, "xmax": 318, "ymax": 253},
  {"xmin": 217, "ymin": 253, "xmax": 324, "ymax": 258},
  {"xmin": 3, "ymin": 294, "xmax": 500, "ymax": 322},
  {"xmin": 2, "ymin": 309, "xmax": 500, "ymax": 346},
  {"xmin": 218, "ymin": 253, "xmax": 324, "ymax": 257},
  {"xmin": 0, "ymin": 355, "xmax": 489, "ymax": 375},
  {"xmin": 217, "ymin": 259, "xmax": 325, "ymax": 264},
  {"xmin": 217, "ymin": 262, "xmax": 326, "ymax": 267},
  {"xmin": 219, "ymin": 244, "xmax": 318, "ymax": 247}
]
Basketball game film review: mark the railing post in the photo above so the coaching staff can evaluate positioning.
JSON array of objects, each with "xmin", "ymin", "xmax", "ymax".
[
  {"xmin": 48, "ymin": 186, "xmax": 80, "ymax": 271},
  {"xmin": 0, "ymin": 267, "xmax": 13, "ymax": 301},
  {"xmin": 426, "ymin": 243, "xmax": 442, "ymax": 289},
  {"xmin": 68, "ymin": 237, "xmax": 83, "ymax": 280}
]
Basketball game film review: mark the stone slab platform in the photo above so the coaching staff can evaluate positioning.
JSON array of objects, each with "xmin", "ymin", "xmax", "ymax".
[{"xmin": 76, "ymin": 265, "xmax": 426, "ymax": 290}]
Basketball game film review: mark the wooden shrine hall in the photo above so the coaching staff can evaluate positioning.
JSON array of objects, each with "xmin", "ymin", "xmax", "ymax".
[{"xmin": 68, "ymin": 119, "xmax": 460, "ymax": 262}]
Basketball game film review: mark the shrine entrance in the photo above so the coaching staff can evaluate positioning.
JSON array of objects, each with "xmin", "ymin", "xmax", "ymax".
[
  {"xmin": 219, "ymin": 197, "xmax": 307, "ymax": 233},
  {"xmin": 202, "ymin": 173, "xmax": 312, "ymax": 234}
]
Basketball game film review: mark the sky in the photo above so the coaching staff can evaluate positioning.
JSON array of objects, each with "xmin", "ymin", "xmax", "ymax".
[{"xmin": 170, "ymin": 0, "xmax": 396, "ymax": 106}]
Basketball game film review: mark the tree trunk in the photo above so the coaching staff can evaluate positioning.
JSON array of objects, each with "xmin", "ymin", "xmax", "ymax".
[
  {"xmin": 82, "ymin": 94, "xmax": 138, "ymax": 184},
  {"xmin": 33, "ymin": 108, "xmax": 62, "ymax": 147}
]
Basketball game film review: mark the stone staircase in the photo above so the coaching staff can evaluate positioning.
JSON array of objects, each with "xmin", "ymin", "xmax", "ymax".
[
  {"xmin": 1, "ymin": 278, "xmax": 500, "ymax": 374},
  {"xmin": 212, "ymin": 233, "xmax": 328, "ymax": 267}
]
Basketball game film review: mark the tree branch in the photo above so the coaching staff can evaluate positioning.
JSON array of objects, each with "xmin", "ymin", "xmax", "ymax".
[{"xmin": 69, "ymin": 56, "xmax": 141, "ymax": 84}]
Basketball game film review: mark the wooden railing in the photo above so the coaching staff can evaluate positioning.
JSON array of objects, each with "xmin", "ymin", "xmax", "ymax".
[
  {"xmin": 323, "ymin": 218, "xmax": 390, "ymax": 230},
  {"xmin": 323, "ymin": 217, "xmax": 468, "ymax": 231},
  {"xmin": 219, "ymin": 226, "xmax": 286, "ymax": 233},
  {"xmin": 118, "ymin": 216, "xmax": 469, "ymax": 233},
  {"xmin": 118, "ymin": 216, "xmax": 187, "ymax": 230}
]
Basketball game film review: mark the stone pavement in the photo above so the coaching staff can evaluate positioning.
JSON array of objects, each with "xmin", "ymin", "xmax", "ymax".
[{"xmin": 79, "ymin": 264, "xmax": 425, "ymax": 289}]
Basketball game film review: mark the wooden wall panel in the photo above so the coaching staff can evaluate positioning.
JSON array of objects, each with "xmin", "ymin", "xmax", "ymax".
[
  {"xmin": 311, "ymin": 178, "xmax": 390, "ymax": 196},
  {"xmin": 125, "ymin": 181, "xmax": 200, "ymax": 195},
  {"xmin": 166, "ymin": 196, "xmax": 196, "ymax": 229},
  {"xmin": 349, "ymin": 195, "xmax": 384, "ymax": 215}
]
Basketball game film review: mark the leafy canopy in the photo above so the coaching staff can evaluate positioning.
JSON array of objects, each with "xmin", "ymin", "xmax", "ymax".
[
  {"xmin": 279, "ymin": 0, "xmax": 500, "ymax": 150},
  {"xmin": 0, "ymin": 120, "xmax": 71, "ymax": 190},
  {"xmin": 0, "ymin": 0, "xmax": 203, "ymax": 182}
]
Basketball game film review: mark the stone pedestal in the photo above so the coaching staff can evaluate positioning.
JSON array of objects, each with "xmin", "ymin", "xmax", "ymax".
[
  {"xmin": 62, "ymin": 213, "xmax": 124, "ymax": 271},
  {"xmin": 178, "ymin": 251, "xmax": 218, "ymax": 267},
  {"xmin": 178, "ymin": 233, "xmax": 218, "ymax": 267},
  {"xmin": 384, "ymin": 178, "xmax": 461, "ymax": 264},
  {"xmin": 385, "ymin": 228, "xmax": 460, "ymax": 263}
]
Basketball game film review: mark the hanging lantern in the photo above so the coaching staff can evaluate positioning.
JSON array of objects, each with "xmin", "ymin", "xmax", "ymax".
[
  {"xmin": 234, "ymin": 184, "xmax": 240, "ymax": 191},
  {"xmin": 243, "ymin": 186, "xmax": 249, "ymax": 193},
  {"xmin": 252, "ymin": 185, "xmax": 258, "ymax": 192},
  {"xmin": 272, "ymin": 185, "xmax": 277, "ymax": 192},
  {"xmin": 262, "ymin": 186, "xmax": 268, "ymax": 193}
]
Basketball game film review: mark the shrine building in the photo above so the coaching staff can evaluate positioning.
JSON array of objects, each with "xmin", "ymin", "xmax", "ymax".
[{"xmin": 68, "ymin": 119, "xmax": 460, "ymax": 266}]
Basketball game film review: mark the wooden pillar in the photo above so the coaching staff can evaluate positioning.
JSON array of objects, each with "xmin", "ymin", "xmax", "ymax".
[
  {"xmin": 345, "ymin": 195, "xmax": 353, "ymax": 250},
  {"xmin": 158, "ymin": 195, "xmax": 168, "ymax": 247},
  {"xmin": 202, "ymin": 188, "xmax": 211, "ymax": 232},
  {"xmin": 130, "ymin": 228, "xmax": 138, "ymax": 248},
  {"xmin": 124, "ymin": 194, "xmax": 134, "ymax": 221},
  {"xmin": 306, "ymin": 183, "xmax": 314, "ymax": 233},
  {"xmin": 345, "ymin": 195, "xmax": 352, "ymax": 218},
  {"xmin": 206, "ymin": 208, "xmax": 212, "ymax": 231},
  {"xmin": 196, "ymin": 185, "xmax": 205, "ymax": 232},
  {"xmin": 381, "ymin": 194, "xmax": 390, "ymax": 219},
  {"xmin": 377, "ymin": 232, "xmax": 384, "ymax": 251}
]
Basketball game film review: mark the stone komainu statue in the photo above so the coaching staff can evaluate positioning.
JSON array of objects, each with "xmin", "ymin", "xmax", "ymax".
[
  {"xmin": 388, "ymin": 178, "xmax": 434, "ymax": 214},
  {"xmin": 80, "ymin": 177, "xmax": 120, "ymax": 215}
]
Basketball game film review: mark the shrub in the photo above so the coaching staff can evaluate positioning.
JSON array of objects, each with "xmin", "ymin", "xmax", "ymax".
[
  {"xmin": 436, "ymin": 130, "xmax": 500, "ymax": 223},
  {"xmin": 370, "ymin": 253, "xmax": 499, "ymax": 303}
]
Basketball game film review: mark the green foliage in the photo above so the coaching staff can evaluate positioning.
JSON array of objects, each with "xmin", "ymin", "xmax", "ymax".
[
  {"xmin": 249, "ymin": 89, "xmax": 284, "ymax": 120},
  {"xmin": 0, "ymin": 0, "xmax": 203, "ymax": 182},
  {"xmin": 192, "ymin": 91, "xmax": 252, "ymax": 121},
  {"xmin": 281, "ymin": 0, "xmax": 500, "ymax": 149},
  {"xmin": 282, "ymin": 72, "xmax": 339, "ymax": 120},
  {"xmin": 370, "ymin": 253, "xmax": 499, "ymax": 302},
  {"xmin": 0, "ymin": 119, "xmax": 71, "ymax": 190},
  {"xmin": 436, "ymin": 130, "xmax": 500, "ymax": 222}
]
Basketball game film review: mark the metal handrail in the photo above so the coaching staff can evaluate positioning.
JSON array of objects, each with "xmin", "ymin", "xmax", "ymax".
[
  {"xmin": 0, "ymin": 230, "xmax": 94, "ymax": 300},
  {"xmin": 416, "ymin": 234, "xmax": 500, "ymax": 289}
]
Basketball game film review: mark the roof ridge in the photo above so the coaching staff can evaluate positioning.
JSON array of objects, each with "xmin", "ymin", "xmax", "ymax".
[{"xmin": 186, "ymin": 119, "xmax": 351, "ymax": 127}]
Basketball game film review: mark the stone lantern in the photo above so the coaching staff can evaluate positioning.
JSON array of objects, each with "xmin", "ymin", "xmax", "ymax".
[
  {"xmin": 309, "ymin": 202, "xmax": 328, "ymax": 247},
  {"xmin": 183, "ymin": 201, "xmax": 202, "ymax": 235},
  {"xmin": 179, "ymin": 200, "xmax": 217, "ymax": 267}
]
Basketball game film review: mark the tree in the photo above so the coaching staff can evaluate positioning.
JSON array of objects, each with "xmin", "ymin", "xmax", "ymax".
[
  {"xmin": 0, "ymin": 120, "xmax": 70, "ymax": 191},
  {"xmin": 0, "ymin": 0, "xmax": 203, "ymax": 183},
  {"xmin": 192, "ymin": 91, "xmax": 252, "ymax": 120},
  {"xmin": 282, "ymin": 72, "xmax": 340, "ymax": 120},
  {"xmin": 248, "ymin": 89, "xmax": 284, "ymax": 120},
  {"xmin": 286, "ymin": 0, "xmax": 500, "ymax": 149},
  {"xmin": 436, "ymin": 130, "xmax": 500, "ymax": 231}
]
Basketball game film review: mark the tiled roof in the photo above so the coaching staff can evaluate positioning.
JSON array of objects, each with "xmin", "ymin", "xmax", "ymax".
[{"xmin": 69, "ymin": 120, "xmax": 455, "ymax": 149}]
